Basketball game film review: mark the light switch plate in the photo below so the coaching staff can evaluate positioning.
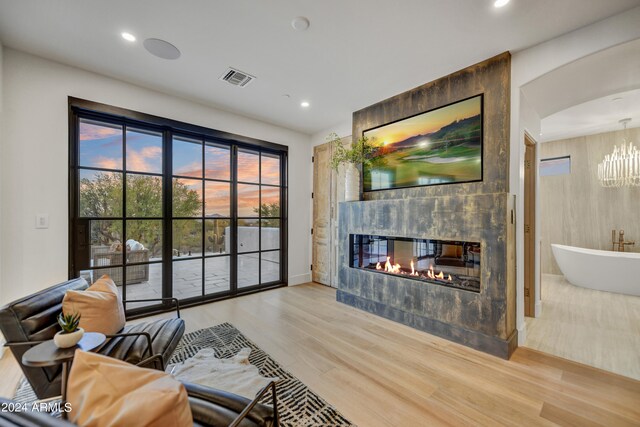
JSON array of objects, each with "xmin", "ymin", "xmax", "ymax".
[{"xmin": 36, "ymin": 214, "xmax": 49, "ymax": 229}]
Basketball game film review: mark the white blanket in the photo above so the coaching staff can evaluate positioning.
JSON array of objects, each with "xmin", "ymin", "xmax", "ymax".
[{"xmin": 168, "ymin": 348, "xmax": 278, "ymax": 400}]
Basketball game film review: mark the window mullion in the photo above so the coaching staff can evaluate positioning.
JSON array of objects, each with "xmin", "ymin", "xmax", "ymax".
[
  {"xmin": 163, "ymin": 129, "xmax": 173, "ymax": 302},
  {"xmin": 122, "ymin": 124, "xmax": 128, "ymax": 302}
]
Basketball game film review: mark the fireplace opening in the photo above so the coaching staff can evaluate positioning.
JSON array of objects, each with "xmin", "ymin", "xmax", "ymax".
[{"xmin": 350, "ymin": 234, "xmax": 481, "ymax": 292}]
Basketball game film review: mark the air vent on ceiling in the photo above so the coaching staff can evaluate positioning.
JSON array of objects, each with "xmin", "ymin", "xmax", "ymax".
[{"xmin": 219, "ymin": 67, "xmax": 256, "ymax": 87}]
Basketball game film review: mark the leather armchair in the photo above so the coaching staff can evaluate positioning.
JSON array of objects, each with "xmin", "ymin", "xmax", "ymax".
[
  {"xmin": 185, "ymin": 382, "xmax": 277, "ymax": 427},
  {"xmin": 0, "ymin": 278, "xmax": 185, "ymax": 399}
]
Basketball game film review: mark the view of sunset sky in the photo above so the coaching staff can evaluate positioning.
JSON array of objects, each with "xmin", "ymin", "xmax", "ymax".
[
  {"xmin": 364, "ymin": 96, "xmax": 481, "ymax": 145},
  {"xmin": 79, "ymin": 120, "xmax": 280, "ymax": 218}
]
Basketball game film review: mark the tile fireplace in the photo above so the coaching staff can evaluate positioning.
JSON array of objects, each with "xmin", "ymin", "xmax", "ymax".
[{"xmin": 337, "ymin": 192, "xmax": 516, "ymax": 359}]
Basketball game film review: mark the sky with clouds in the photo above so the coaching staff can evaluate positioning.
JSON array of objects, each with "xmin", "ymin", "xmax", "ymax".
[{"xmin": 80, "ymin": 120, "xmax": 281, "ymax": 219}]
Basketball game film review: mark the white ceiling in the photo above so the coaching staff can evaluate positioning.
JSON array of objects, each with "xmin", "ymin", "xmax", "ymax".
[
  {"xmin": 1, "ymin": 0, "xmax": 639, "ymax": 135},
  {"xmin": 518, "ymin": 37, "xmax": 640, "ymax": 142},
  {"xmin": 522, "ymin": 38, "xmax": 640, "ymax": 122},
  {"xmin": 540, "ymin": 88, "xmax": 640, "ymax": 142}
]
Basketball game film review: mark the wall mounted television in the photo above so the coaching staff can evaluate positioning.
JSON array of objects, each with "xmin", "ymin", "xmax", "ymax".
[{"xmin": 363, "ymin": 94, "xmax": 483, "ymax": 192}]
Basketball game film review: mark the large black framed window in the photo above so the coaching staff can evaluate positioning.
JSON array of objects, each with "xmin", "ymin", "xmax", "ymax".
[{"xmin": 69, "ymin": 98, "xmax": 288, "ymax": 315}]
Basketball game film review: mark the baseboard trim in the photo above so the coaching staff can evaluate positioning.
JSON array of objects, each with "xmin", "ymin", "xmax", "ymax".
[
  {"xmin": 288, "ymin": 273, "xmax": 311, "ymax": 286},
  {"xmin": 517, "ymin": 322, "xmax": 527, "ymax": 345},
  {"xmin": 338, "ymin": 290, "xmax": 517, "ymax": 359}
]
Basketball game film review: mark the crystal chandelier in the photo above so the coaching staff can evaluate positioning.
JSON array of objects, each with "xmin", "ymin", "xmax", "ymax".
[{"xmin": 597, "ymin": 118, "xmax": 640, "ymax": 187}]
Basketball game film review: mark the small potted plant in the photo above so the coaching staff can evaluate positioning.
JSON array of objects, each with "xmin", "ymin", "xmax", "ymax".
[
  {"xmin": 54, "ymin": 312, "xmax": 84, "ymax": 348},
  {"xmin": 328, "ymin": 133, "xmax": 381, "ymax": 201}
]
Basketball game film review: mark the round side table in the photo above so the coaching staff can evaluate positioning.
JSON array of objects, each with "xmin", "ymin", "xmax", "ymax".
[{"xmin": 22, "ymin": 332, "xmax": 106, "ymax": 418}]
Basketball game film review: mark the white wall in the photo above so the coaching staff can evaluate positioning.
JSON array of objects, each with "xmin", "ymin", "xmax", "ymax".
[
  {"xmin": 0, "ymin": 48, "xmax": 312, "ymax": 304},
  {"xmin": 510, "ymin": 6, "xmax": 640, "ymax": 344},
  {"xmin": 310, "ymin": 121, "xmax": 352, "ymax": 148},
  {"xmin": 0, "ymin": 41, "xmax": 5, "ymax": 354}
]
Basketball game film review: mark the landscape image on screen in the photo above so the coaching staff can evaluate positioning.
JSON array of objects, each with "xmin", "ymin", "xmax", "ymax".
[{"xmin": 363, "ymin": 95, "xmax": 482, "ymax": 191}]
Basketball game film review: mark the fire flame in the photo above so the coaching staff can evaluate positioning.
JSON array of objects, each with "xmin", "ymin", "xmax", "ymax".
[
  {"xmin": 376, "ymin": 259, "xmax": 452, "ymax": 282},
  {"xmin": 384, "ymin": 256, "xmax": 402, "ymax": 274}
]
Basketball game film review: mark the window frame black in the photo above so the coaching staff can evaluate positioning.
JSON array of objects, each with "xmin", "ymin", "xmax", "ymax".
[{"xmin": 68, "ymin": 97, "xmax": 288, "ymax": 316}]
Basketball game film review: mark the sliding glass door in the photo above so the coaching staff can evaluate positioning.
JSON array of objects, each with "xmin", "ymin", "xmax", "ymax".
[
  {"xmin": 171, "ymin": 135, "xmax": 233, "ymax": 300},
  {"xmin": 70, "ymin": 100, "xmax": 287, "ymax": 314}
]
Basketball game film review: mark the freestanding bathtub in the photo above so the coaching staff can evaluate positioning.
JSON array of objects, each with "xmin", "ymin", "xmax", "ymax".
[{"xmin": 551, "ymin": 244, "xmax": 640, "ymax": 297}]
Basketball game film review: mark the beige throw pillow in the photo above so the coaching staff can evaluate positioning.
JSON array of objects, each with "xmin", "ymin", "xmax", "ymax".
[
  {"xmin": 67, "ymin": 350, "xmax": 193, "ymax": 427},
  {"xmin": 441, "ymin": 244, "xmax": 459, "ymax": 258},
  {"xmin": 62, "ymin": 275, "xmax": 126, "ymax": 335}
]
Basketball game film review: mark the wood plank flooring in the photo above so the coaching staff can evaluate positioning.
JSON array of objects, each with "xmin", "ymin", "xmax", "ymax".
[{"xmin": 1, "ymin": 283, "xmax": 639, "ymax": 426}]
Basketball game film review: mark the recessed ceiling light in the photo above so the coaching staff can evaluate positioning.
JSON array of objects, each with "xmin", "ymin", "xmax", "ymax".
[
  {"xmin": 121, "ymin": 32, "xmax": 136, "ymax": 42},
  {"xmin": 143, "ymin": 38, "xmax": 181, "ymax": 60},
  {"xmin": 291, "ymin": 16, "xmax": 310, "ymax": 31},
  {"xmin": 300, "ymin": 101, "xmax": 310, "ymax": 108},
  {"xmin": 494, "ymin": 0, "xmax": 510, "ymax": 8}
]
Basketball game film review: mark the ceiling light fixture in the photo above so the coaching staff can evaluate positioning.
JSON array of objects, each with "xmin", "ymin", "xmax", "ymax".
[
  {"xmin": 494, "ymin": 0, "xmax": 510, "ymax": 8},
  {"xmin": 300, "ymin": 101, "xmax": 310, "ymax": 108},
  {"xmin": 121, "ymin": 32, "xmax": 136, "ymax": 42},
  {"xmin": 598, "ymin": 118, "xmax": 640, "ymax": 187}
]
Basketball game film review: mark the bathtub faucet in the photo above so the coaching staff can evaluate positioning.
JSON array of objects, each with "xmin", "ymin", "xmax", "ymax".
[{"xmin": 613, "ymin": 229, "xmax": 635, "ymax": 252}]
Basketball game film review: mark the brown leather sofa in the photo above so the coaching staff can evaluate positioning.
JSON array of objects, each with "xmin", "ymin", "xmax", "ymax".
[{"xmin": 0, "ymin": 278, "xmax": 185, "ymax": 399}]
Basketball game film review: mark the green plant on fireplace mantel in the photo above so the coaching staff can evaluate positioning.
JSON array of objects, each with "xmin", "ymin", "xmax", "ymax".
[
  {"xmin": 326, "ymin": 132, "xmax": 384, "ymax": 201},
  {"xmin": 327, "ymin": 132, "xmax": 381, "ymax": 171}
]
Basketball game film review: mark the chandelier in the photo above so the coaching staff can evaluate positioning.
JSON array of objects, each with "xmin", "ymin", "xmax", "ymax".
[{"xmin": 597, "ymin": 118, "xmax": 640, "ymax": 187}]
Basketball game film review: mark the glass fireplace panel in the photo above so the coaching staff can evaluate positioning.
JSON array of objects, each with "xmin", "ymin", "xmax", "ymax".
[{"xmin": 350, "ymin": 234, "xmax": 481, "ymax": 292}]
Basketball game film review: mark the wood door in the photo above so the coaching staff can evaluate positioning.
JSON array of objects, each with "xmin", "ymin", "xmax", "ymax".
[
  {"xmin": 330, "ymin": 136, "xmax": 350, "ymax": 287},
  {"xmin": 312, "ymin": 142, "xmax": 333, "ymax": 285},
  {"xmin": 524, "ymin": 134, "xmax": 536, "ymax": 317}
]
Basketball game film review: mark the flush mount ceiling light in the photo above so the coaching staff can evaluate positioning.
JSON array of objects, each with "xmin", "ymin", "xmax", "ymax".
[
  {"xmin": 121, "ymin": 32, "xmax": 136, "ymax": 42},
  {"xmin": 494, "ymin": 0, "xmax": 510, "ymax": 8},
  {"xmin": 143, "ymin": 38, "xmax": 181, "ymax": 60},
  {"xmin": 300, "ymin": 101, "xmax": 310, "ymax": 108},
  {"xmin": 291, "ymin": 16, "xmax": 310, "ymax": 31}
]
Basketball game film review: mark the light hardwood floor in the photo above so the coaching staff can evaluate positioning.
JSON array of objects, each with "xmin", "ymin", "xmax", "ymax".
[
  {"xmin": 525, "ymin": 274, "xmax": 640, "ymax": 380},
  {"xmin": 2, "ymin": 283, "xmax": 639, "ymax": 426}
]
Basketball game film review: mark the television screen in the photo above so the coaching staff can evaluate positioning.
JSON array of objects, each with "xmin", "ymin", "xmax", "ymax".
[{"xmin": 363, "ymin": 95, "xmax": 483, "ymax": 191}]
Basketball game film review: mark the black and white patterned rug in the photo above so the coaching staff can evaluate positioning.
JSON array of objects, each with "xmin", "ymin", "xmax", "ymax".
[{"xmin": 14, "ymin": 323, "xmax": 353, "ymax": 427}]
